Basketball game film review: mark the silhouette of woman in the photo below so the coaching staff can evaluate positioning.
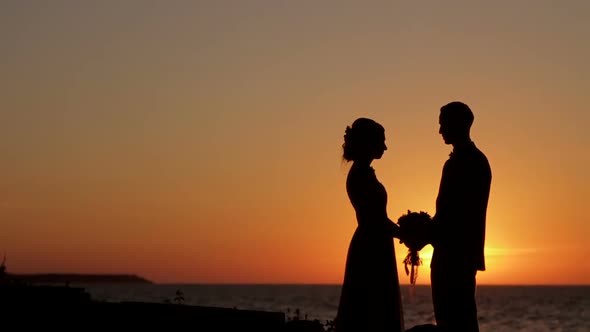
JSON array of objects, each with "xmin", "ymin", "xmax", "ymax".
[{"xmin": 335, "ymin": 118, "xmax": 405, "ymax": 332}]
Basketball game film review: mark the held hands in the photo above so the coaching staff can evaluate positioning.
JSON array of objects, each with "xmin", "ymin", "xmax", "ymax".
[{"xmin": 386, "ymin": 219, "xmax": 427, "ymax": 250}]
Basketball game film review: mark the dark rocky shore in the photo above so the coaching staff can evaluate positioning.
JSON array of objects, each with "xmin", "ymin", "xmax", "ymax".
[
  {"xmin": 0, "ymin": 283, "xmax": 439, "ymax": 331},
  {"xmin": 0, "ymin": 270, "xmax": 432, "ymax": 331},
  {"xmin": 0, "ymin": 283, "xmax": 329, "ymax": 331}
]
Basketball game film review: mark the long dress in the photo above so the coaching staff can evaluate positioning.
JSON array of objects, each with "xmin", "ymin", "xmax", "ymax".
[{"xmin": 335, "ymin": 165, "xmax": 404, "ymax": 332}]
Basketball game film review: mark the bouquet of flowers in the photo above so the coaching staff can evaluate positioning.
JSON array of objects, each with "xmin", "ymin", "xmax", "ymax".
[{"xmin": 397, "ymin": 210, "xmax": 432, "ymax": 292}]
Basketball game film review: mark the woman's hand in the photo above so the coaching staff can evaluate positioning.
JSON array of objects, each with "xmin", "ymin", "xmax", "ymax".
[{"xmin": 386, "ymin": 219, "xmax": 402, "ymax": 239}]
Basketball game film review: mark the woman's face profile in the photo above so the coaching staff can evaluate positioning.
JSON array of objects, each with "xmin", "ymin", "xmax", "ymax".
[{"xmin": 370, "ymin": 131, "xmax": 387, "ymax": 160}]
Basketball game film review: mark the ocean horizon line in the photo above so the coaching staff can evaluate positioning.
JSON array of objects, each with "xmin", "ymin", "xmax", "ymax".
[{"xmin": 148, "ymin": 282, "xmax": 590, "ymax": 287}]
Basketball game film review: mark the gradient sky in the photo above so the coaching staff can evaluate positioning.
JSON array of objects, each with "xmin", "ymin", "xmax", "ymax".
[{"xmin": 1, "ymin": 1, "xmax": 589, "ymax": 284}]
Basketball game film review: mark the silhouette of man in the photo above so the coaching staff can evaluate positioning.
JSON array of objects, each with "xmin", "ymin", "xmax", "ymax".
[{"xmin": 429, "ymin": 101, "xmax": 492, "ymax": 332}]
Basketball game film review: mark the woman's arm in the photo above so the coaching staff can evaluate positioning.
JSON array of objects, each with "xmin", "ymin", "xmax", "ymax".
[{"xmin": 387, "ymin": 218, "xmax": 403, "ymax": 240}]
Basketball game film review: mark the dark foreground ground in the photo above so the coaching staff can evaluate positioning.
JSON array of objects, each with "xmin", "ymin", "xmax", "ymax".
[
  {"xmin": 0, "ymin": 284, "xmax": 326, "ymax": 331},
  {"xmin": 0, "ymin": 284, "xmax": 439, "ymax": 331}
]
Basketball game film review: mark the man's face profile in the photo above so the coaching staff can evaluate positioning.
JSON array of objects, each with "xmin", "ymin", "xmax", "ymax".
[{"xmin": 439, "ymin": 113, "xmax": 454, "ymax": 145}]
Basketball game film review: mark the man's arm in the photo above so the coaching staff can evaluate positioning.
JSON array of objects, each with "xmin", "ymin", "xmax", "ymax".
[{"xmin": 428, "ymin": 156, "xmax": 491, "ymax": 248}]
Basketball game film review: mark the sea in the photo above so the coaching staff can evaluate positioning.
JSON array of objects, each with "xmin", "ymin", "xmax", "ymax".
[{"xmin": 79, "ymin": 284, "xmax": 589, "ymax": 332}]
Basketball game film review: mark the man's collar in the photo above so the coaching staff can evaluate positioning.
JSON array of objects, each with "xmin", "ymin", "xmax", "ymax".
[{"xmin": 450, "ymin": 141, "xmax": 475, "ymax": 157}]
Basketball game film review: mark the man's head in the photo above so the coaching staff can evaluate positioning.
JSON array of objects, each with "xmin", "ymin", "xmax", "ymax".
[{"xmin": 439, "ymin": 101, "xmax": 474, "ymax": 145}]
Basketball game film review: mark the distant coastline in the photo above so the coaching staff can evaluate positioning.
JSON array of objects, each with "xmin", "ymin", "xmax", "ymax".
[{"xmin": 6, "ymin": 273, "xmax": 153, "ymax": 284}]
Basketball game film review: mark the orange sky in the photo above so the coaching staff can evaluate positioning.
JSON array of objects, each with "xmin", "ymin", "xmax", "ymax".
[{"xmin": 1, "ymin": 1, "xmax": 589, "ymax": 285}]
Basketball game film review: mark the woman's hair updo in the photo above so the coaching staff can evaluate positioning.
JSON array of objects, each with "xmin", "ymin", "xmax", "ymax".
[{"xmin": 342, "ymin": 118, "xmax": 384, "ymax": 162}]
